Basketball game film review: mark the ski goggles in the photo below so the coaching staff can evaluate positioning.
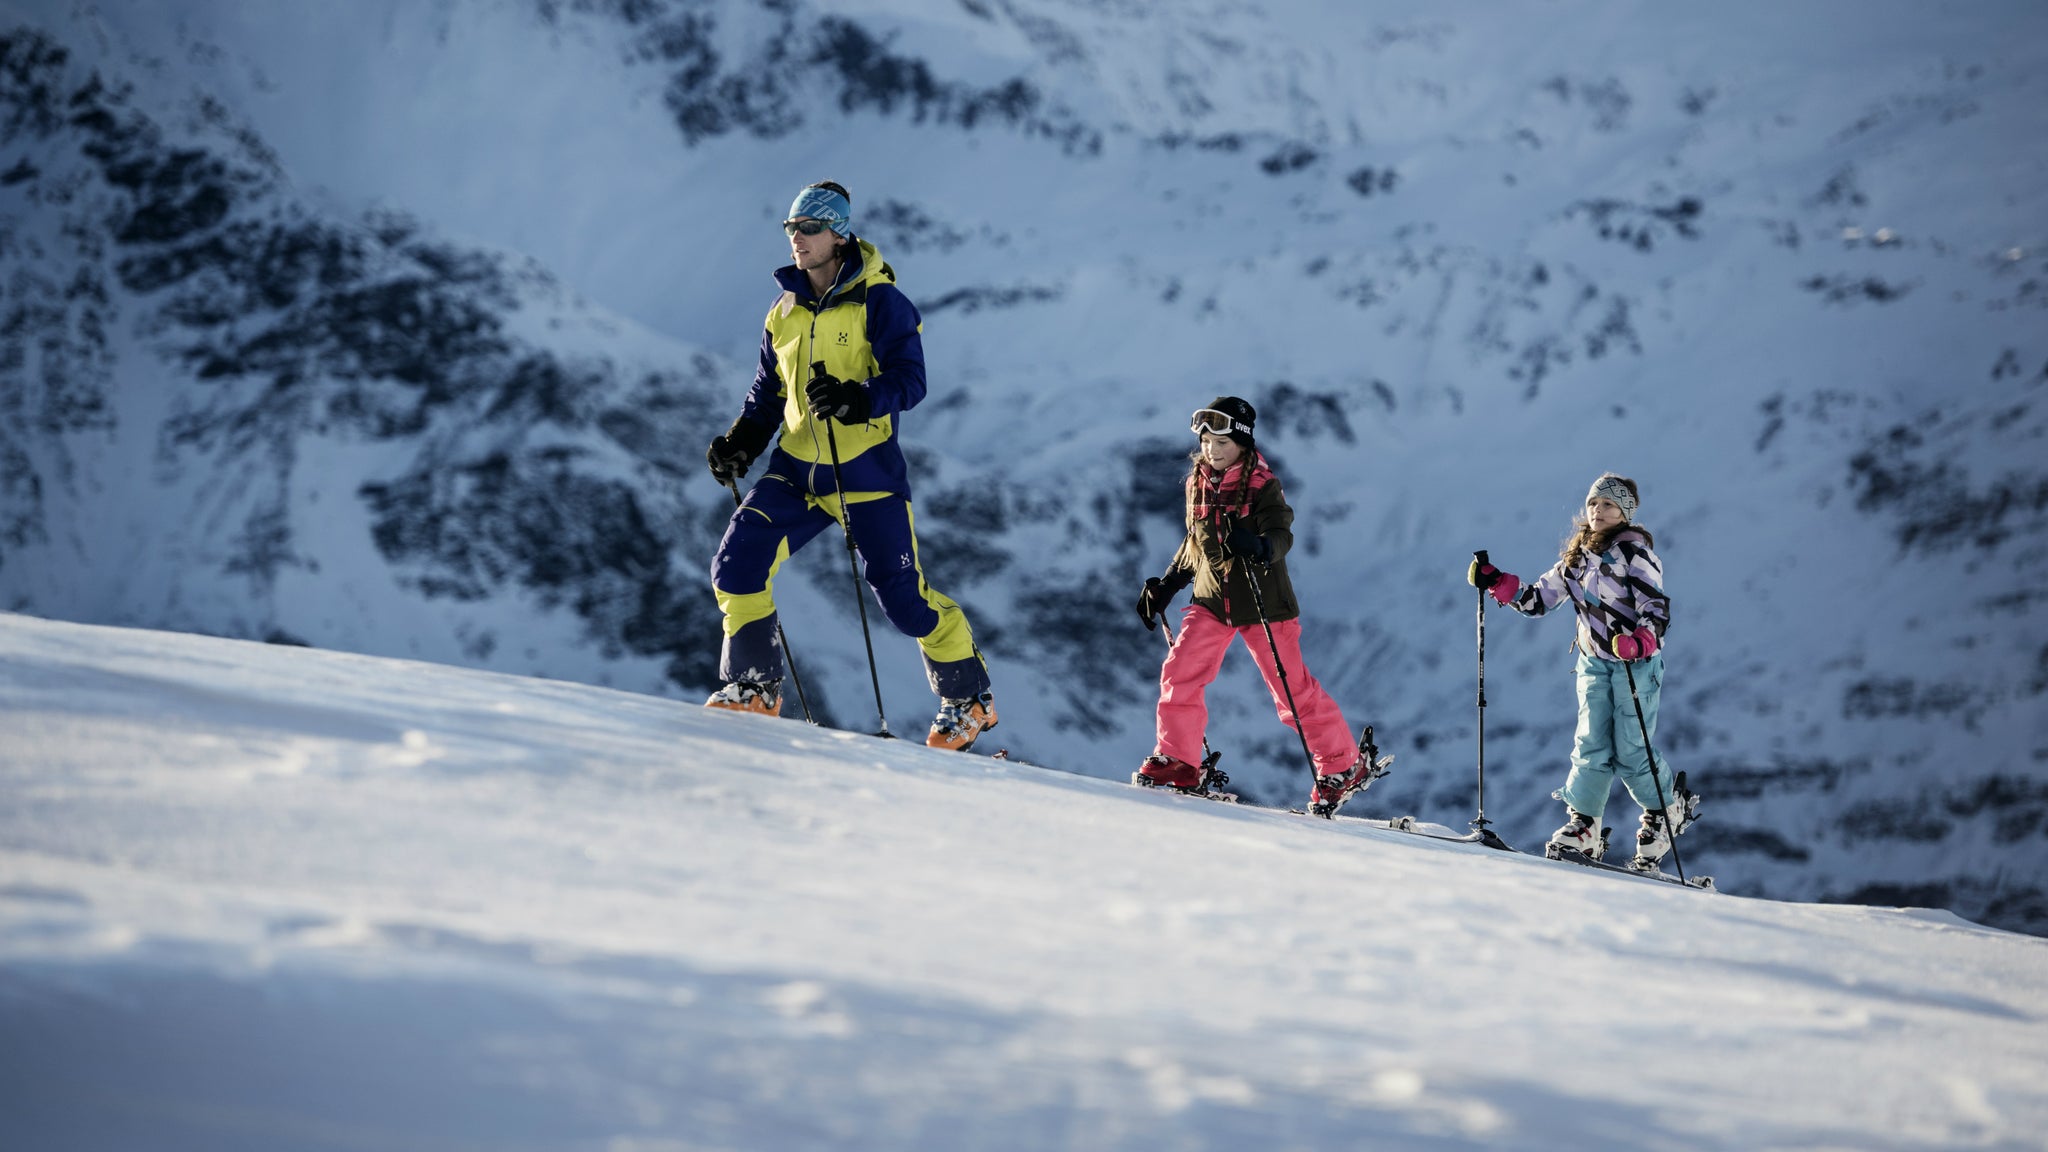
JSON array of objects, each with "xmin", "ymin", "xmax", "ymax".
[
  {"xmin": 1191, "ymin": 408, "xmax": 1251, "ymax": 437},
  {"xmin": 783, "ymin": 218, "xmax": 837, "ymax": 236}
]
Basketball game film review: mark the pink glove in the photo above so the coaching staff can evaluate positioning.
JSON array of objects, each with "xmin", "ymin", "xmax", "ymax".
[
  {"xmin": 1467, "ymin": 559, "xmax": 1520, "ymax": 605},
  {"xmin": 1490, "ymin": 569, "xmax": 1523, "ymax": 606},
  {"xmin": 1610, "ymin": 626, "xmax": 1659, "ymax": 661},
  {"xmin": 1488, "ymin": 572, "xmax": 1521, "ymax": 605}
]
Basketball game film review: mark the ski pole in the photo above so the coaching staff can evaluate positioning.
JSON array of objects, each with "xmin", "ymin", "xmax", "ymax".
[
  {"xmin": 1229, "ymin": 519, "xmax": 1320, "ymax": 784},
  {"xmin": 814, "ymin": 364, "xmax": 893, "ymax": 739},
  {"xmin": 1473, "ymin": 549, "xmax": 1491, "ymax": 836},
  {"xmin": 1622, "ymin": 658, "xmax": 1688, "ymax": 884},
  {"xmin": 1464, "ymin": 551, "xmax": 1512, "ymax": 850},
  {"xmin": 720, "ymin": 478, "xmax": 814, "ymax": 724}
]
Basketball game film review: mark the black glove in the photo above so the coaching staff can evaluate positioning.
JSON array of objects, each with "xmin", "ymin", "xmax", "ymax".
[
  {"xmin": 1224, "ymin": 521, "xmax": 1271, "ymax": 564},
  {"xmin": 706, "ymin": 416, "xmax": 773, "ymax": 484},
  {"xmin": 1466, "ymin": 557, "xmax": 1502, "ymax": 590},
  {"xmin": 1136, "ymin": 576, "xmax": 1177, "ymax": 631},
  {"xmin": 805, "ymin": 364, "xmax": 871, "ymax": 423}
]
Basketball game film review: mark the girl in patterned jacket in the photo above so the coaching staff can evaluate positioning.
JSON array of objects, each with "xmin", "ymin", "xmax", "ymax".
[
  {"xmin": 1132, "ymin": 397, "xmax": 1377, "ymax": 816},
  {"xmin": 1468, "ymin": 474, "xmax": 1701, "ymax": 869}
]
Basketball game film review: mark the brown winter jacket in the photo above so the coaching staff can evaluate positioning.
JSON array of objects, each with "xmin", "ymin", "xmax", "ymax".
[{"xmin": 1162, "ymin": 452, "xmax": 1298, "ymax": 626}]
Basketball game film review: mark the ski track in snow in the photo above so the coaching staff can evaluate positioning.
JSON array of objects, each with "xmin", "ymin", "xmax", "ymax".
[{"xmin": 2, "ymin": 612, "xmax": 2045, "ymax": 1150}]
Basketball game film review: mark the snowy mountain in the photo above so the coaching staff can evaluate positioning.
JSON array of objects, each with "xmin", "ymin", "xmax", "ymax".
[
  {"xmin": 2, "ymin": 1, "xmax": 2046, "ymax": 933},
  {"xmin": 4, "ymin": 611, "xmax": 2047, "ymax": 1150}
]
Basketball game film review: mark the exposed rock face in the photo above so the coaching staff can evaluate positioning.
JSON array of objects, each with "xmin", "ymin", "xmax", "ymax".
[{"xmin": 1, "ymin": 27, "xmax": 727, "ymax": 691}]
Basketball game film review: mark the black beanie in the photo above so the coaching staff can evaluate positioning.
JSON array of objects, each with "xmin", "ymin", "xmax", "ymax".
[{"xmin": 1203, "ymin": 396, "xmax": 1257, "ymax": 450}]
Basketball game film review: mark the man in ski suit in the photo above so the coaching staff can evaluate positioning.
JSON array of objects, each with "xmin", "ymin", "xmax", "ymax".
[{"xmin": 703, "ymin": 181, "xmax": 995, "ymax": 751}]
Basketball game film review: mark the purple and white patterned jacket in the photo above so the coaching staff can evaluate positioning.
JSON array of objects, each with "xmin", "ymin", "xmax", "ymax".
[{"xmin": 1507, "ymin": 528, "xmax": 1669, "ymax": 661}]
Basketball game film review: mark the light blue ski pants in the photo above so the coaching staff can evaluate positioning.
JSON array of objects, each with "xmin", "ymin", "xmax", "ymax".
[{"xmin": 1557, "ymin": 651, "xmax": 1675, "ymax": 822}]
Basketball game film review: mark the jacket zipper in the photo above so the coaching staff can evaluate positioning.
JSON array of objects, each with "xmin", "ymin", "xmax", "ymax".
[{"xmin": 800, "ymin": 256, "xmax": 856, "ymax": 497}]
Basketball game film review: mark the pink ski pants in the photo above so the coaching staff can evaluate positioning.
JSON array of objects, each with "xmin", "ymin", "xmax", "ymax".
[{"xmin": 1155, "ymin": 605, "xmax": 1355, "ymax": 773}]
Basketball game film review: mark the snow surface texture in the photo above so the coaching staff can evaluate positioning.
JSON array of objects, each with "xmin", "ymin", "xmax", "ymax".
[
  {"xmin": 3, "ymin": 611, "xmax": 2047, "ymax": 1150},
  {"xmin": 2, "ymin": 2, "xmax": 2046, "ymax": 932}
]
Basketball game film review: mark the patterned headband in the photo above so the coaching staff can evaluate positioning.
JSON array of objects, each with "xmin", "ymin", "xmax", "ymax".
[{"xmin": 1587, "ymin": 474, "xmax": 1638, "ymax": 522}]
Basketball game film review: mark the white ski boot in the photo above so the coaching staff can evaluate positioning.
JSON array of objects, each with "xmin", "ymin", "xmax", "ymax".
[
  {"xmin": 1545, "ymin": 808, "xmax": 1605, "ymax": 860},
  {"xmin": 1630, "ymin": 772, "xmax": 1701, "ymax": 871}
]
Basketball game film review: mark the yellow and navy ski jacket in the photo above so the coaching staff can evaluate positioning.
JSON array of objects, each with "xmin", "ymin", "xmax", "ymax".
[{"xmin": 735, "ymin": 237, "xmax": 926, "ymax": 497}]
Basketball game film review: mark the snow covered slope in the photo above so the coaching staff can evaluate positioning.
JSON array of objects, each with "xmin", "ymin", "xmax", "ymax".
[
  {"xmin": 1, "ymin": 2, "xmax": 2045, "ymax": 933},
  {"xmin": 3, "ymin": 610, "xmax": 2046, "ymax": 1150}
]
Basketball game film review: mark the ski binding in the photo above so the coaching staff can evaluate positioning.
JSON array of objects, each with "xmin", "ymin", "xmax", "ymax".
[
  {"xmin": 1305, "ymin": 724, "xmax": 1395, "ymax": 819},
  {"xmin": 1131, "ymin": 747, "xmax": 1238, "ymax": 803}
]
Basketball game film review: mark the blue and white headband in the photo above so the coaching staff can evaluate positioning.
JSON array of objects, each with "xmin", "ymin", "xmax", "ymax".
[
  {"xmin": 1587, "ymin": 474, "xmax": 1638, "ymax": 522},
  {"xmin": 787, "ymin": 186, "xmax": 852, "ymax": 236}
]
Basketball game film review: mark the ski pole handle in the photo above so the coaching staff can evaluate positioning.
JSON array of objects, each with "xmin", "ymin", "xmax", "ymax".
[{"xmin": 1471, "ymin": 549, "xmax": 1494, "ymax": 608}]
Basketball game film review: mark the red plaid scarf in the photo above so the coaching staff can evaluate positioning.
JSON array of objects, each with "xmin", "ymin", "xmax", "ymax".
[{"xmin": 1188, "ymin": 453, "xmax": 1273, "ymax": 527}]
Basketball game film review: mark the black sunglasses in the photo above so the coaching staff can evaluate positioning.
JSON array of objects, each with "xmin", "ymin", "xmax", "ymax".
[{"xmin": 783, "ymin": 219, "xmax": 837, "ymax": 237}]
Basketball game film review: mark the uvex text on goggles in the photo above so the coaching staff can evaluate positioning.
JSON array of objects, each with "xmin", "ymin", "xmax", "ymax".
[{"xmin": 1191, "ymin": 409, "xmax": 1252, "ymax": 437}]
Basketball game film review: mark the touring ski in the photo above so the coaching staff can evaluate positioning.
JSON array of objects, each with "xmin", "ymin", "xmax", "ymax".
[
  {"xmin": 1342, "ymin": 813, "xmax": 1510, "ymax": 846},
  {"xmin": 1284, "ymin": 728, "xmax": 1512, "ymax": 846},
  {"xmin": 1547, "ymin": 846, "xmax": 1715, "ymax": 890},
  {"xmin": 1545, "ymin": 825, "xmax": 1713, "ymax": 889}
]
